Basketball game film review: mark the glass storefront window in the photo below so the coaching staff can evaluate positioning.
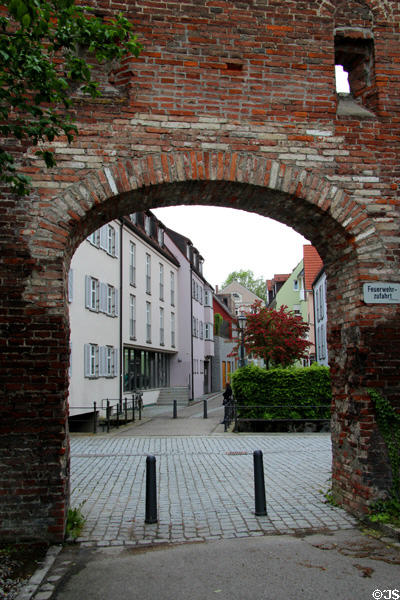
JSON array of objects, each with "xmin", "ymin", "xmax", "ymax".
[{"xmin": 123, "ymin": 347, "xmax": 170, "ymax": 392}]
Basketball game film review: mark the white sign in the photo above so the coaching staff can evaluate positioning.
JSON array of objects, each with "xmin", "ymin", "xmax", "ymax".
[{"xmin": 363, "ymin": 282, "xmax": 400, "ymax": 304}]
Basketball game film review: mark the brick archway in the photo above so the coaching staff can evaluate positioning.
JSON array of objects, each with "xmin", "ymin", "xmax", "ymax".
[{"xmin": 1, "ymin": 0, "xmax": 399, "ymax": 544}]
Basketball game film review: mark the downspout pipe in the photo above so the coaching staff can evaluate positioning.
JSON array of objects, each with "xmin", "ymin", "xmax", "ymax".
[
  {"xmin": 190, "ymin": 265, "xmax": 194, "ymax": 401},
  {"xmin": 119, "ymin": 220, "xmax": 123, "ymax": 403}
]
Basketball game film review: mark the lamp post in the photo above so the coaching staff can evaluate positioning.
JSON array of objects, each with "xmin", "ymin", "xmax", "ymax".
[{"xmin": 237, "ymin": 314, "xmax": 247, "ymax": 368}]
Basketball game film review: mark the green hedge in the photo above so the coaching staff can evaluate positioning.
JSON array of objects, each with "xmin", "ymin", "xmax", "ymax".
[{"xmin": 230, "ymin": 363, "xmax": 331, "ymax": 420}]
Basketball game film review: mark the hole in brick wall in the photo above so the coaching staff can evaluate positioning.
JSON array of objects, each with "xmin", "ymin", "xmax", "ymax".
[
  {"xmin": 225, "ymin": 62, "xmax": 243, "ymax": 71},
  {"xmin": 335, "ymin": 35, "xmax": 376, "ymax": 111}
]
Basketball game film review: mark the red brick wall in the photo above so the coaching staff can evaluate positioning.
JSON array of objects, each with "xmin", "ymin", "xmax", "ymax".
[{"xmin": 1, "ymin": 0, "xmax": 400, "ymax": 542}]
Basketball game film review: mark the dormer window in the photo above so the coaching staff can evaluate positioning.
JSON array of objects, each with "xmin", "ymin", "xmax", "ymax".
[
  {"xmin": 158, "ymin": 227, "xmax": 164, "ymax": 247},
  {"xmin": 145, "ymin": 215, "xmax": 151, "ymax": 236}
]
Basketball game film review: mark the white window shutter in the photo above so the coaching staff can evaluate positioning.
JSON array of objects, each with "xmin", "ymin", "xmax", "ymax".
[
  {"xmin": 99, "ymin": 225, "xmax": 108, "ymax": 250},
  {"xmin": 99, "ymin": 346, "xmax": 106, "ymax": 376},
  {"xmin": 114, "ymin": 288, "xmax": 119, "ymax": 317},
  {"xmin": 100, "ymin": 283, "xmax": 107, "ymax": 313},
  {"xmin": 113, "ymin": 348, "xmax": 119, "ymax": 377},
  {"xmin": 84, "ymin": 344, "xmax": 90, "ymax": 377},
  {"xmin": 114, "ymin": 228, "xmax": 120, "ymax": 258},
  {"xmin": 68, "ymin": 269, "xmax": 73, "ymax": 303},
  {"xmin": 85, "ymin": 276, "xmax": 91, "ymax": 308}
]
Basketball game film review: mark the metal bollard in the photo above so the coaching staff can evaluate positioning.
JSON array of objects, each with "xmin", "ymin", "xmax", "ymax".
[
  {"xmin": 145, "ymin": 455, "xmax": 158, "ymax": 524},
  {"xmin": 93, "ymin": 401, "xmax": 97, "ymax": 435},
  {"xmin": 203, "ymin": 399, "xmax": 208, "ymax": 419},
  {"xmin": 173, "ymin": 399, "xmax": 177, "ymax": 419},
  {"xmin": 253, "ymin": 450, "xmax": 267, "ymax": 516},
  {"xmin": 106, "ymin": 400, "xmax": 110, "ymax": 433}
]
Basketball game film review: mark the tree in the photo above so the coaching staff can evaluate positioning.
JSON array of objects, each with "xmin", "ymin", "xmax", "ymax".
[
  {"xmin": 221, "ymin": 270, "xmax": 266, "ymax": 301},
  {"xmin": 240, "ymin": 300, "xmax": 311, "ymax": 368},
  {"xmin": 0, "ymin": 0, "xmax": 142, "ymax": 194}
]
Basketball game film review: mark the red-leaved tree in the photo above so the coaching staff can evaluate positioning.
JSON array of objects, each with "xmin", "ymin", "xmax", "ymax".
[{"xmin": 238, "ymin": 301, "xmax": 311, "ymax": 368}]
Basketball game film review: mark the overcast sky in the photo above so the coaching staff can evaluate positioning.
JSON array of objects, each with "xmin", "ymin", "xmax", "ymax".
[
  {"xmin": 153, "ymin": 205, "xmax": 309, "ymax": 289},
  {"xmin": 152, "ymin": 69, "xmax": 349, "ymax": 290}
]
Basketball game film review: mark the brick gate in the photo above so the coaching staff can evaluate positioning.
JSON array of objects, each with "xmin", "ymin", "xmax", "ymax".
[{"xmin": 1, "ymin": 0, "xmax": 400, "ymax": 542}]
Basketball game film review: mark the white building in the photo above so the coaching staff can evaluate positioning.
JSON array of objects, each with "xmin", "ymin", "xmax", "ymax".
[
  {"xmin": 68, "ymin": 212, "xmax": 180, "ymax": 427},
  {"xmin": 68, "ymin": 211, "xmax": 214, "ymax": 428},
  {"xmin": 313, "ymin": 269, "xmax": 329, "ymax": 366},
  {"xmin": 165, "ymin": 229, "xmax": 214, "ymax": 400}
]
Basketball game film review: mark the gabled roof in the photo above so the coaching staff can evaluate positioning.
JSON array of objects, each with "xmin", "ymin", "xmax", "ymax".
[{"xmin": 303, "ymin": 245, "xmax": 323, "ymax": 290}]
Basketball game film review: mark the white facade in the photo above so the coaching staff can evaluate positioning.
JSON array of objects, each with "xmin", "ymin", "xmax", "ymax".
[
  {"xmin": 164, "ymin": 229, "xmax": 214, "ymax": 400},
  {"xmin": 69, "ymin": 223, "xmax": 120, "ymax": 418},
  {"xmin": 68, "ymin": 214, "xmax": 180, "ymax": 420},
  {"xmin": 313, "ymin": 271, "xmax": 329, "ymax": 366}
]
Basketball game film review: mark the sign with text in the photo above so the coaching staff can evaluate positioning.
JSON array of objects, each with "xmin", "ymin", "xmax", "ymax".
[{"xmin": 363, "ymin": 282, "xmax": 400, "ymax": 304}]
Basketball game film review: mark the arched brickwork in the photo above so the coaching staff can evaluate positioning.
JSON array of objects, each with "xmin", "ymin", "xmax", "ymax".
[{"xmin": 1, "ymin": 0, "xmax": 400, "ymax": 543}]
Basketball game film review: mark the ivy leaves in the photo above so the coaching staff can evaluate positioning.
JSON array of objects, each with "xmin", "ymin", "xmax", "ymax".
[{"xmin": 1, "ymin": 0, "xmax": 142, "ymax": 194}]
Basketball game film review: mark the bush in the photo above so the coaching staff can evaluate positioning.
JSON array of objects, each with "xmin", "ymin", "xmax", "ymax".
[{"xmin": 230, "ymin": 363, "xmax": 331, "ymax": 421}]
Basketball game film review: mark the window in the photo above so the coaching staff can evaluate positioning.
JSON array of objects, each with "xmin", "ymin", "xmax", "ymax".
[
  {"xmin": 129, "ymin": 242, "xmax": 136, "ymax": 286},
  {"xmin": 158, "ymin": 227, "xmax": 164, "ymax": 247},
  {"xmin": 87, "ymin": 230, "xmax": 100, "ymax": 247},
  {"xmin": 170, "ymin": 271, "xmax": 175, "ymax": 306},
  {"xmin": 204, "ymin": 323, "xmax": 214, "ymax": 341},
  {"xmin": 159, "ymin": 263, "xmax": 164, "ymax": 301},
  {"xmin": 146, "ymin": 302, "xmax": 151, "ymax": 343},
  {"xmin": 199, "ymin": 320, "xmax": 203, "ymax": 340},
  {"xmin": 99, "ymin": 283, "xmax": 119, "ymax": 317},
  {"xmin": 130, "ymin": 213, "xmax": 137, "ymax": 225},
  {"xmin": 99, "ymin": 346, "xmax": 117, "ymax": 377},
  {"xmin": 204, "ymin": 289, "xmax": 212, "ymax": 307},
  {"xmin": 99, "ymin": 224, "xmax": 119, "ymax": 257},
  {"xmin": 160, "ymin": 307, "xmax": 164, "ymax": 346},
  {"xmin": 293, "ymin": 279, "xmax": 299, "ymax": 291},
  {"xmin": 171, "ymin": 312, "xmax": 175, "ymax": 347},
  {"xmin": 85, "ymin": 276, "xmax": 99, "ymax": 311},
  {"xmin": 145, "ymin": 215, "xmax": 151, "ymax": 236},
  {"xmin": 146, "ymin": 254, "xmax": 151, "ymax": 294},
  {"xmin": 84, "ymin": 343, "xmax": 98, "ymax": 377},
  {"xmin": 129, "ymin": 295, "xmax": 136, "ymax": 339}
]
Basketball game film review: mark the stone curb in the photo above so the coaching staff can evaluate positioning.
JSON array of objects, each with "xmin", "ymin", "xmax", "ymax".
[
  {"xmin": 361, "ymin": 518, "xmax": 400, "ymax": 543},
  {"xmin": 15, "ymin": 545, "xmax": 63, "ymax": 600}
]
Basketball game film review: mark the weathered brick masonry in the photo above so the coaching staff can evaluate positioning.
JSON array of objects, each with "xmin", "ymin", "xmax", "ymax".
[{"xmin": 1, "ymin": 0, "xmax": 400, "ymax": 542}]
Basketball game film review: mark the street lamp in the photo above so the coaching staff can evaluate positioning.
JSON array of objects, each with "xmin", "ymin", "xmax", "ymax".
[{"xmin": 237, "ymin": 314, "xmax": 247, "ymax": 368}]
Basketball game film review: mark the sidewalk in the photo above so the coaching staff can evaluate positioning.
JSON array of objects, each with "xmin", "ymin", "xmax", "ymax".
[
  {"xmin": 108, "ymin": 392, "xmax": 226, "ymax": 436},
  {"xmin": 29, "ymin": 529, "xmax": 400, "ymax": 600}
]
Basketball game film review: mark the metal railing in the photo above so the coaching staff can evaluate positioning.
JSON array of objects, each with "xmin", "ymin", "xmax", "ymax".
[
  {"xmin": 233, "ymin": 402, "xmax": 331, "ymax": 433},
  {"xmin": 69, "ymin": 392, "xmax": 144, "ymax": 434}
]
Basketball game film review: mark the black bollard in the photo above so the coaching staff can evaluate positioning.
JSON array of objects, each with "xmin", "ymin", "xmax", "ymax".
[
  {"xmin": 203, "ymin": 399, "xmax": 208, "ymax": 419},
  {"xmin": 173, "ymin": 399, "xmax": 177, "ymax": 419},
  {"xmin": 145, "ymin": 455, "xmax": 158, "ymax": 524},
  {"xmin": 253, "ymin": 450, "xmax": 267, "ymax": 516}
]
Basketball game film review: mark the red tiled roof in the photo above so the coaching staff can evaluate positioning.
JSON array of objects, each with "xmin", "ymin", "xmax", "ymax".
[{"xmin": 303, "ymin": 245, "xmax": 323, "ymax": 290}]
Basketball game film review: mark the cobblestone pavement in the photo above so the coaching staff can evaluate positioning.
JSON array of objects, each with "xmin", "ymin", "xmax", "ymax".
[{"xmin": 70, "ymin": 433, "xmax": 357, "ymax": 548}]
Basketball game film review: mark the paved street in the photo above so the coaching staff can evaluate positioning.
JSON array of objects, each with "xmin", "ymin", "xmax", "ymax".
[
  {"xmin": 69, "ymin": 395, "xmax": 356, "ymax": 547},
  {"xmin": 22, "ymin": 395, "xmax": 400, "ymax": 600}
]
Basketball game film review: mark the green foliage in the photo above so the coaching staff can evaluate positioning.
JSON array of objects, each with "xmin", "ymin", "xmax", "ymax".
[
  {"xmin": 231, "ymin": 363, "xmax": 331, "ymax": 420},
  {"xmin": 368, "ymin": 388, "xmax": 400, "ymax": 526},
  {"xmin": 214, "ymin": 312, "xmax": 223, "ymax": 336},
  {"xmin": 66, "ymin": 503, "xmax": 86, "ymax": 539},
  {"xmin": 241, "ymin": 300, "xmax": 311, "ymax": 368},
  {"xmin": 1, "ymin": 0, "xmax": 142, "ymax": 194},
  {"xmin": 221, "ymin": 270, "xmax": 267, "ymax": 302}
]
